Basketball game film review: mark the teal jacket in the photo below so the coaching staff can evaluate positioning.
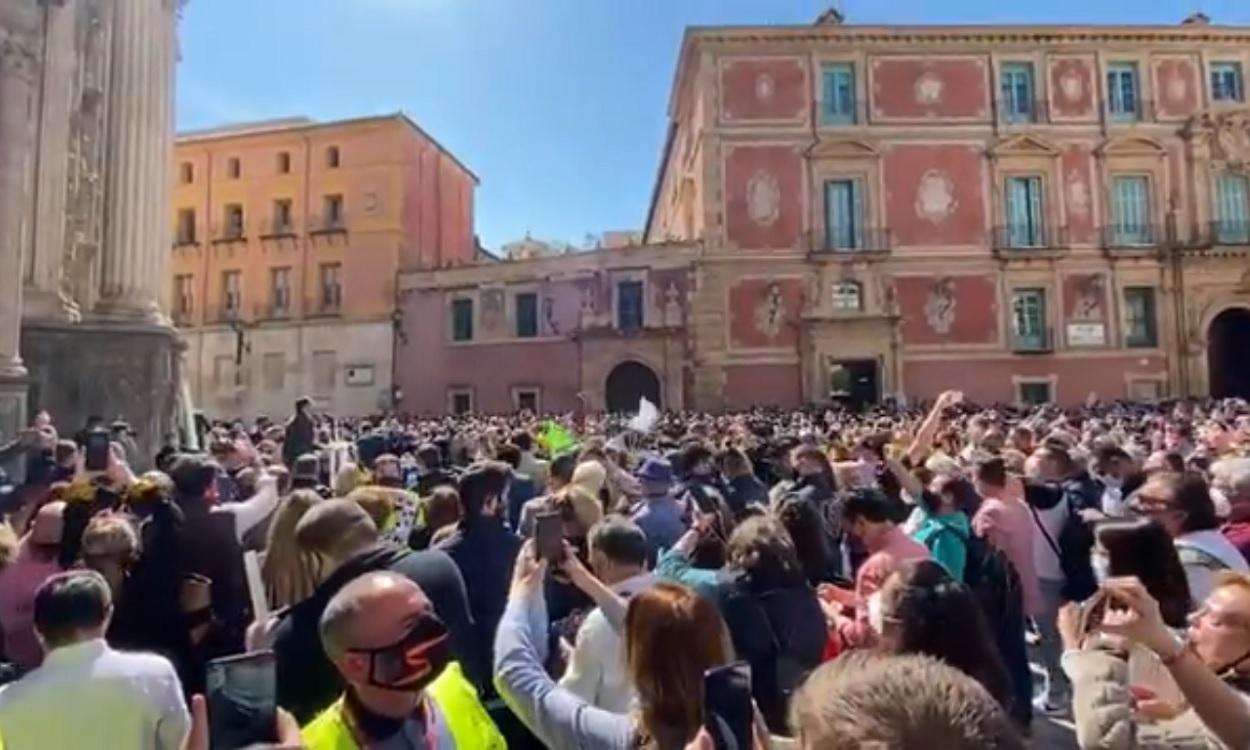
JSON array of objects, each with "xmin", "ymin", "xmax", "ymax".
[{"xmin": 911, "ymin": 511, "xmax": 971, "ymax": 582}]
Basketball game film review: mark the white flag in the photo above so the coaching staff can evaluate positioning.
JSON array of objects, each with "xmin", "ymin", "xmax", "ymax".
[{"xmin": 628, "ymin": 397, "xmax": 659, "ymax": 433}]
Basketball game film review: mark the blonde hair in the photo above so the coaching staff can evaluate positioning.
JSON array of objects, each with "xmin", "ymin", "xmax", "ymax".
[
  {"xmin": 0, "ymin": 522, "xmax": 18, "ymax": 572},
  {"xmin": 345, "ymin": 487, "xmax": 395, "ymax": 532},
  {"xmin": 262, "ymin": 490, "xmax": 327, "ymax": 610},
  {"xmin": 80, "ymin": 513, "xmax": 139, "ymax": 562}
]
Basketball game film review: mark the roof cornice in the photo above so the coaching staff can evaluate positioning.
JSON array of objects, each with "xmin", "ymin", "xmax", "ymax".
[{"xmin": 687, "ymin": 24, "xmax": 1250, "ymax": 47}]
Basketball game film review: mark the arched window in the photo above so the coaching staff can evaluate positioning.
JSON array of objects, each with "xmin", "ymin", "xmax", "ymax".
[{"xmin": 831, "ymin": 280, "xmax": 862, "ymax": 311}]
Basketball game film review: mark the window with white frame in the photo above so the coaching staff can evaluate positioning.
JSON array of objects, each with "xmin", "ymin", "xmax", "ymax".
[{"xmin": 831, "ymin": 281, "xmax": 863, "ymax": 312}]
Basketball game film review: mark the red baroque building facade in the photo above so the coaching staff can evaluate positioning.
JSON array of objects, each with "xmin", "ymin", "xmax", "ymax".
[{"xmin": 397, "ymin": 18, "xmax": 1250, "ymax": 414}]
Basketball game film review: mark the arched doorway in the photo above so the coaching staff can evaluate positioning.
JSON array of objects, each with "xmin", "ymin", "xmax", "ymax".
[
  {"xmin": 604, "ymin": 361, "xmax": 661, "ymax": 413},
  {"xmin": 1208, "ymin": 308, "xmax": 1250, "ymax": 398}
]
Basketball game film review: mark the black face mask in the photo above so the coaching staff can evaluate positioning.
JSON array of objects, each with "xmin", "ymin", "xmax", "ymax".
[{"xmin": 349, "ymin": 614, "xmax": 452, "ymax": 692}]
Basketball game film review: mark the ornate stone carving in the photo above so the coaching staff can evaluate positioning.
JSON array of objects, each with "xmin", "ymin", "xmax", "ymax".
[
  {"xmin": 663, "ymin": 283, "xmax": 682, "ymax": 325},
  {"xmin": 753, "ymin": 282, "xmax": 786, "ymax": 340},
  {"xmin": 914, "ymin": 71, "xmax": 944, "ymax": 105},
  {"xmin": 1059, "ymin": 72, "xmax": 1084, "ymax": 102},
  {"xmin": 746, "ymin": 170, "xmax": 781, "ymax": 227},
  {"xmin": 0, "ymin": 32, "xmax": 39, "ymax": 83},
  {"xmin": 915, "ymin": 170, "xmax": 957, "ymax": 224},
  {"xmin": 754, "ymin": 73, "xmax": 775, "ymax": 102},
  {"xmin": 1066, "ymin": 169, "xmax": 1090, "ymax": 217},
  {"xmin": 1186, "ymin": 109, "xmax": 1250, "ymax": 169},
  {"xmin": 1072, "ymin": 275, "xmax": 1105, "ymax": 320},
  {"xmin": 924, "ymin": 277, "xmax": 957, "ymax": 335}
]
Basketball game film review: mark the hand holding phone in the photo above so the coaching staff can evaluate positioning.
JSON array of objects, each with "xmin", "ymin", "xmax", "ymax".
[
  {"xmin": 704, "ymin": 662, "xmax": 753, "ymax": 750},
  {"xmin": 206, "ymin": 651, "xmax": 277, "ymax": 750},
  {"xmin": 534, "ymin": 511, "xmax": 565, "ymax": 563}
]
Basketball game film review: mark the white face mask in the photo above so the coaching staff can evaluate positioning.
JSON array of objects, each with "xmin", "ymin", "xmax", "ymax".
[
  {"xmin": 1091, "ymin": 552, "xmax": 1111, "ymax": 585},
  {"xmin": 867, "ymin": 591, "xmax": 886, "ymax": 636}
]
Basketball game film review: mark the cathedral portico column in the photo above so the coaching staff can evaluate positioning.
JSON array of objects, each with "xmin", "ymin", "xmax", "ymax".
[
  {"xmin": 0, "ymin": 29, "xmax": 39, "ymax": 436},
  {"xmin": 96, "ymin": 0, "xmax": 176, "ymax": 322},
  {"xmin": 24, "ymin": 0, "xmax": 78, "ymax": 321}
]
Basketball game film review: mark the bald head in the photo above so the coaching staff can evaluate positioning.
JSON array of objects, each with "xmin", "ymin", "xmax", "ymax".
[
  {"xmin": 320, "ymin": 571, "xmax": 430, "ymax": 659},
  {"xmin": 295, "ymin": 498, "xmax": 377, "ymax": 560}
]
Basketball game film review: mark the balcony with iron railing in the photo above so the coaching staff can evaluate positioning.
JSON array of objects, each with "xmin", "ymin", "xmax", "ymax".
[
  {"xmin": 309, "ymin": 213, "xmax": 347, "ymax": 235},
  {"xmin": 997, "ymin": 100, "xmax": 1050, "ymax": 126},
  {"xmin": 215, "ymin": 301, "xmax": 243, "ymax": 324},
  {"xmin": 1101, "ymin": 223, "xmax": 1166, "ymax": 254},
  {"xmin": 211, "ymin": 221, "xmax": 247, "ymax": 243},
  {"xmin": 991, "ymin": 224, "xmax": 1069, "ymax": 257},
  {"xmin": 259, "ymin": 217, "xmax": 298, "ymax": 239},
  {"xmin": 1205, "ymin": 219, "xmax": 1250, "ymax": 247},
  {"xmin": 807, "ymin": 227, "xmax": 891, "ymax": 257},
  {"xmin": 256, "ymin": 297, "xmax": 292, "ymax": 321},
  {"xmin": 1011, "ymin": 326, "xmax": 1054, "ymax": 354}
]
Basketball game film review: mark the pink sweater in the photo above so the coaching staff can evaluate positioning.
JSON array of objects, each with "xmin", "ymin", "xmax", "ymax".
[
  {"xmin": 973, "ymin": 495, "xmax": 1044, "ymax": 618},
  {"xmin": 0, "ymin": 544, "xmax": 64, "ymax": 670},
  {"xmin": 838, "ymin": 527, "xmax": 930, "ymax": 648}
]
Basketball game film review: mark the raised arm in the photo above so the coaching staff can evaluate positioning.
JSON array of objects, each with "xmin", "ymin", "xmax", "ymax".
[{"xmin": 907, "ymin": 391, "xmax": 960, "ymax": 465}]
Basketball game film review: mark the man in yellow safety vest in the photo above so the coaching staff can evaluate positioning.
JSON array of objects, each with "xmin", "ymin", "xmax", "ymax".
[{"xmin": 302, "ymin": 571, "xmax": 504, "ymax": 749}]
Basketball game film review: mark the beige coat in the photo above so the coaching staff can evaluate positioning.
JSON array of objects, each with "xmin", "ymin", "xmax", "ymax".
[{"xmin": 1063, "ymin": 648, "xmax": 1249, "ymax": 749}]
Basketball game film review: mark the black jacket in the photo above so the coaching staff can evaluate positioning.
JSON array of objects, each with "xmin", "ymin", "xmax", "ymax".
[
  {"xmin": 719, "ymin": 576, "xmax": 826, "ymax": 733},
  {"xmin": 172, "ymin": 497, "xmax": 249, "ymax": 695},
  {"xmin": 272, "ymin": 544, "xmax": 479, "ymax": 723},
  {"xmin": 725, "ymin": 474, "xmax": 769, "ymax": 518},
  {"xmin": 436, "ymin": 519, "xmax": 522, "ymax": 698},
  {"xmin": 282, "ymin": 413, "xmax": 315, "ymax": 467}
]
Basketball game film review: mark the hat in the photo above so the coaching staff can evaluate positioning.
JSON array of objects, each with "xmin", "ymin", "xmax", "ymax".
[
  {"xmin": 29, "ymin": 501, "xmax": 65, "ymax": 546},
  {"xmin": 635, "ymin": 455, "xmax": 674, "ymax": 487}
]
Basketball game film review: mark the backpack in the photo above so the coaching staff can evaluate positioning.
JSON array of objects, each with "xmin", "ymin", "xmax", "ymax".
[
  {"xmin": 939, "ymin": 525, "xmax": 1023, "ymax": 629},
  {"xmin": 719, "ymin": 581, "xmax": 824, "ymax": 732},
  {"xmin": 1027, "ymin": 493, "xmax": 1097, "ymax": 602}
]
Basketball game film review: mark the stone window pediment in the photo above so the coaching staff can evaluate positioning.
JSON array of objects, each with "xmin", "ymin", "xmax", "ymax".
[
  {"xmin": 807, "ymin": 139, "xmax": 880, "ymax": 161},
  {"xmin": 1096, "ymin": 135, "xmax": 1167, "ymax": 158},
  {"xmin": 989, "ymin": 133, "xmax": 1061, "ymax": 158}
]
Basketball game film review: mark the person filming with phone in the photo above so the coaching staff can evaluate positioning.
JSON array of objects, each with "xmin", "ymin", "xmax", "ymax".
[{"xmin": 1060, "ymin": 572, "xmax": 1250, "ymax": 749}]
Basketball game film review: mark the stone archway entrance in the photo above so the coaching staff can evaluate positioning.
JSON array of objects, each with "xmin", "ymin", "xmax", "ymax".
[
  {"xmin": 604, "ymin": 361, "xmax": 661, "ymax": 413},
  {"xmin": 1208, "ymin": 308, "xmax": 1250, "ymax": 398}
]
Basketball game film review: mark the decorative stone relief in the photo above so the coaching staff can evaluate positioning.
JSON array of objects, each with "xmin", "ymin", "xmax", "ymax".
[
  {"xmin": 923, "ymin": 277, "xmax": 957, "ymax": 335},
  {"xmin": 1072, "ymin": 275, "xmax": 1105, "ymax": 320},
  {"xmin": 543, "ymin": 296, "xmax": 558, "ymax": 336},
  {"xmin": 1066, "ymin": 169, "xmax": 1090, "ymax": 217},
  {"xmin": 1186, "ymin": 111, "xmax": 1250, "ymax": 169},
  {"xmin": 746, "ymin": 170, "xmax": 781, "ymax": 227},
  {"xmin": 663, "ymin": 283, "xmax": 682, "ymax": 325},
  {"xmin": 915, "ymin": 170, "xmax": 957, "ymax": 224},
  {"xmin": 480, "ymin": 288, "xmax": 504, "ymax": 334},
  {"xmin": 753, "ymin": 282, "xmax": 786, "ymax": 340},
  {"xmin": 914, "ymin": 72, "xmax": 944, "ymax": 105},
  {"xmin": 1060, "ymin": 72, "xmax": 1084, "ymax": 102},
  {"xmin": 754, "ymin": 73, "xmax": 775, "ymax": 102},
  {"xmin": 1166, "ymin": 74, "xmax": 1188, "ymax": 104}
]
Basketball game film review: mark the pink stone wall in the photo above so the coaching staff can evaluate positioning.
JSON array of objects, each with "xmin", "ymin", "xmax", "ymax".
[
  {"xmin": 724, "ymin": 364, "xmax": 801, "ymax": 408},
  {"xmin": 895, "ymin": 274, "xmax": 998, "ymax": 345},
  {"xmin": 723, "ymin": 145, "xmax": 804, "ymax": 250},
  {"xmin": 883, "ymin": 144, "xmax": 987, "ymax": 247},
  {"xmin": 396, "ymin": 287, "xmax": 583, "ymax": 414},
  {"xmin": 903, "ymin": 354, "xmax": 1168, "ymax": 405},
  {"xmin": 720, "ymin": 58, "xmax": 809, "ymax": 124},
  {"xmin": 1154, "ymin": 57, "xmax": 1201, "ymax": 120},
  {"xmin": 1049, "ymin": 56, "xmax": 1097, "ymax": 121},
  {"xmin": 727, "ymin": 277, "xmax": 805, "ymax": 349},
  {"xmin": 1061, "ymin": 145, "xmax": 1098, "ymax": 244},
  {"xmin": 869, "ymin": 57, "xmax": 990, "ymax": 121}
]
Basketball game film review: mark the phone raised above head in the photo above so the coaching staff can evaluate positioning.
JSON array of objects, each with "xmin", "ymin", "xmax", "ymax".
[{"xmin": 534, "ymin": 511, "xmax": 565, "ymax": 563}]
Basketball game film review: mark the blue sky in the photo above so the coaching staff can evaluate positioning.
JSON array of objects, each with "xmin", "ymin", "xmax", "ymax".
[{"xmin": 177, "ymin": 0, "xmax": 1249, "ymax": 250}]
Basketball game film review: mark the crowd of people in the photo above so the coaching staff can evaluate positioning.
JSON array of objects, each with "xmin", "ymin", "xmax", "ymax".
[{"xmin": 2, "ymin": 393, "xmax": 1250, "ymax": 748}]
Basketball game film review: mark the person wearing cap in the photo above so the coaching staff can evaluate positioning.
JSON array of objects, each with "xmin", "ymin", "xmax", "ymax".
[
  {"xmin": 631, "ymin": 456, "xmax": 685, "ymax": 560},
  {"xmin": 0, "ymin": 501, "xmax": 66, "ymax": 670}
]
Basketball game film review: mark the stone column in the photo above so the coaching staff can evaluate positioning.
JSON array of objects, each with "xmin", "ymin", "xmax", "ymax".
[
  {"xmin": 0, "ymin": 28, "xmax": 39, "ymax": 438},
  {"xmin": 24, "ymin": 0, "xmax": 78, "ymax": 321},
  {"xmin": 96, "ymin": 0, "xmax": 176, "ymax": 323}
]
